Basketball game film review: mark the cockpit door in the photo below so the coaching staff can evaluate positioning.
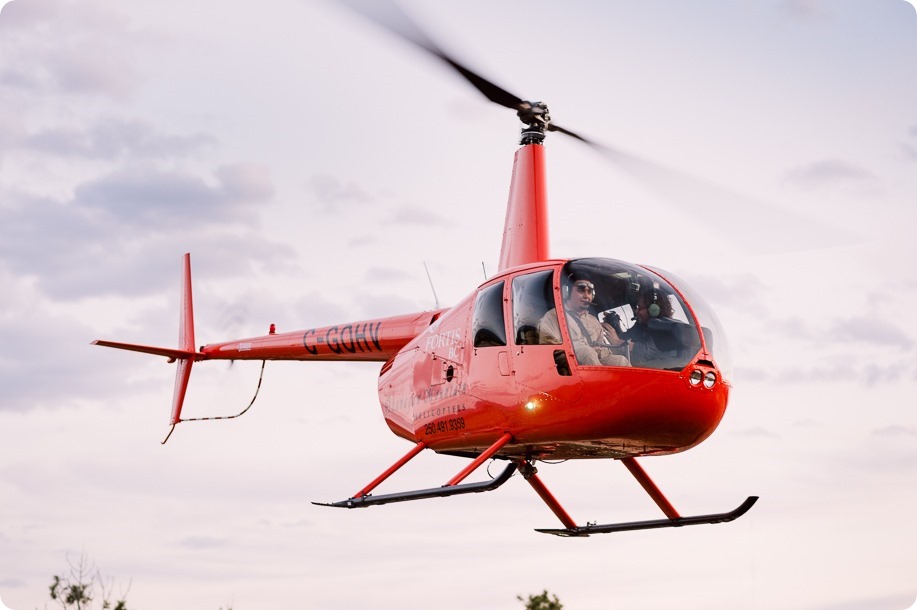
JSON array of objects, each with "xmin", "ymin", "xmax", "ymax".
[
  {"xmin": 465, "ymin": 281, "xmax": 517, "ymax": 425},
  {"xmin": 509, "ymin": 269, "xmax": 584, "ymax": 405}
]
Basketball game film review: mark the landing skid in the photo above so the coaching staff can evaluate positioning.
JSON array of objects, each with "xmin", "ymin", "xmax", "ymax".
[
  {"xmin": 520, "ymin": 457, "xmax": 757, "ymax": 536},
  {"xmin": 314, "ymin": 462, "xmax": 517, "ymax": 508},
  {"xmin": 313, "ymin": 434, "xmax": 757, "ymax": 536},
  {"xmin": 314, "ymin": 432, "xmax": 515, "ymax": 509},
  {"xmin": 535, "ymin": 496, "xmax": 758, "ymax": 537}
]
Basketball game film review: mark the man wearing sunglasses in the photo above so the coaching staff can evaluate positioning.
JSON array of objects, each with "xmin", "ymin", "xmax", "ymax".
[{"xmin": 538, "ymin": 275, "xmax": 630, "ymax": 367}]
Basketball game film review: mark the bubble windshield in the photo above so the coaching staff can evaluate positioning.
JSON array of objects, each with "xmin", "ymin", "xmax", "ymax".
[
  {"xmin": 645, "ymin": 265, "xmax": 733, "ymax": 381},
  {"xmin": 553, "ymin": 258, "xmax": 705, "ymax": 372}
]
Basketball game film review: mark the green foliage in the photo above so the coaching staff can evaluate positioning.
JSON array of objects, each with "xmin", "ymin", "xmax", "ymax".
[
  {"xmin": 48, "ymin": 552, "xmax": 130, "ymax": 610},
  {"xmin": 517, "ymin": 590, "xmax": 563, "ymax": 610}
]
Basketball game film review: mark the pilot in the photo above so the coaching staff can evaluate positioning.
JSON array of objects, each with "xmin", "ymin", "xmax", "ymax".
[
  {"xmin": 604, "ymin": 284, "xmax": 678, "ymax": 368},
  {"xmin": 538, "ymin": 275, "xmax": 630, "ymax": 367}
]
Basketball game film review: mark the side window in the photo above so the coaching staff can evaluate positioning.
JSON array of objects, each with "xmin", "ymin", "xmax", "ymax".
[
  {"xmin": 472, "ymin": 281, "xmax": 507, "ymax": 348},
  {"xmin": 512, "ymin": 270, "xmax": 556, "ymax": 345}
]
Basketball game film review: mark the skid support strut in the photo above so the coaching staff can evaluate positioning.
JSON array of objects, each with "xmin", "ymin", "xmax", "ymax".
[
  {"xmin": 352, "ymin": 440, "xmax": 427, "ymax": 499},
  {"xmin": 518, "ymin": 461, "xmax": 577, "ymax": 530},
  {"xmin": 314, "ymin": 432, "xmax": 517, "ymax": 509},
  {"xmin": 445, "ymin": 432, "xmax": 512, "ymax": 486},
  {"xmin": 621, "ymin": 457, "xmax": 680, "ymax": 519}
]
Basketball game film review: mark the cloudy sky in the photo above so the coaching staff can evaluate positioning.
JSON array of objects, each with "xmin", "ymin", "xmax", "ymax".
[{"xmin": 1, "ymin": 0, "xmax": 916, "ymax": 608}]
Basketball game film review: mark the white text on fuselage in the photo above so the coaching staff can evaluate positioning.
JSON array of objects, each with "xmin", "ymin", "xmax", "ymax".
[
  {"xmin": 302, "ymin": 322, "xmax": 383, "ymax": 355},
  {"xmin": 425, "ymin": 329, "xmax": 462, "ymax": 360}
]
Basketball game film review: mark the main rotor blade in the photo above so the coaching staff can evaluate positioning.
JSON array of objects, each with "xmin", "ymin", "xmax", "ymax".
[
  {"xmin": 340, "ymin": 1, "xmax": 595, "ymax": 143},
  {"xmin": 337, "ymin": 2, "xmax": 847, "ymax": 252},
  {"xmin": 547, "ymin": 123, "xmax": 597, "ymax": 146},
  {"xmin": 594, "ymin": 143, "xmax": 851, "ymax": 252},
  {"xmin": 339, "ymin": 0, "xmax": 524, "ymax": 111}
]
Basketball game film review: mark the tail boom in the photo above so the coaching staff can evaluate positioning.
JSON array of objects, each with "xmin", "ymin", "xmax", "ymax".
[{"xmin": 199, "ymin": 310, "xmax": 445, "ymax": 363}]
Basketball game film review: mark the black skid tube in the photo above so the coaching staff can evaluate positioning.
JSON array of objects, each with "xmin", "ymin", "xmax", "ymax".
[
  {"xmin": 313, "ymin": 463, "xmax": 518, "ymax": 509},
  {"xmin": 535, "ymin": 496, "xmax": 759, "ymax": 537}
]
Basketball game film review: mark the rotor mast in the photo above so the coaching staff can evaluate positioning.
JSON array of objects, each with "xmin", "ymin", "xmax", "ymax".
[{"xmin": 497, "ymin": 102, "xmax": 551, "ymax": 272}]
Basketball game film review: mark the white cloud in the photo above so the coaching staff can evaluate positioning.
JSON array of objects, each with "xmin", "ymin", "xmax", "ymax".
[
  {"xmin": 308, "ymin": 173, "xmax": 372, "ymax": 209},
  {"xmin": 0, "ymin": 0, "xmax": 145, "ymax": 100},
  {"xmin": 0, "ymin": 164, "xmax": 290, "ymax": 299},
  {"xmin": 22, "ymin": 117, "xmax": 216, "ymax": 160}
]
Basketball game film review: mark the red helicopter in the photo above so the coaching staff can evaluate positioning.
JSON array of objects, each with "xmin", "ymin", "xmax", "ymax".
[{"xmin": 94, "ymin": 3, "xmax": 756, "ymax": 536}]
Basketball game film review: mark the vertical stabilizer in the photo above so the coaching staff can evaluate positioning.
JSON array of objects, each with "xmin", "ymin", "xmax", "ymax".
[{"xmin": 170, "ymin": 253, "xmax": 195, "ymax": 425}]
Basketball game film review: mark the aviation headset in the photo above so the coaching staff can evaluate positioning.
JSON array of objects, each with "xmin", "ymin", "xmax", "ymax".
[
  {"xmin": 563, "ymin": 276, "xmax": 596, "ymax": 300},
  {"xmin": 634, "ymin": 281, "xmax": 661, "ymax": 318},
  {"xmin": 648, "ymin": 286, "xmax": 661, "ymax": 318}
]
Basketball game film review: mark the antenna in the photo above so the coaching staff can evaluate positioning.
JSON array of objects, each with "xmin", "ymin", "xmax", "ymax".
[
  {"xmin": 423, "ymin": 262, "xmax": 440, "ymax": 309},
  {"xmin": 482, "ymin": 262, "xmax": 488, "ymax": 280}
]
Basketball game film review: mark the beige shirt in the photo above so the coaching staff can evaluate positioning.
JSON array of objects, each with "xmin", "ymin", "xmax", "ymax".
[{"xmin": 538, "ymin": 309, "xmax": 629, "ymax": 367}]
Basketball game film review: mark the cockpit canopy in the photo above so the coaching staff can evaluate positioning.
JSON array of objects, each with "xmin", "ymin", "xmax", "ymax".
[{"xmin": 502, "ymin": 258, "xmax": 731, "ymax": 377}]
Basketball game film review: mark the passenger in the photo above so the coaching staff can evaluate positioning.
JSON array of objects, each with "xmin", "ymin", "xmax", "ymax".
[
  {"xmin": 605, "ymin": 286, "xmax": 678, "ymax": 368},
  {"xmin": 538, "ymin": 276, "xmax": 630, "ymax": 367}
]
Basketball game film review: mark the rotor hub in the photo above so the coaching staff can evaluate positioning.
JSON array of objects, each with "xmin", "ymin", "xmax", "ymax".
[{"xmin": 518, "ymin": 101, "xmax": 550, "ymax": 145}]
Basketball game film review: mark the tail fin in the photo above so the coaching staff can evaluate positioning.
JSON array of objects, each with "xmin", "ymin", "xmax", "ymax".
[
  {"xmin": 171, "ymin": 253, "xmax": 196, "ymax": 426},
  {"xmin": 93, "ymin": 253, "xmax": 203, "ymax": 433}
]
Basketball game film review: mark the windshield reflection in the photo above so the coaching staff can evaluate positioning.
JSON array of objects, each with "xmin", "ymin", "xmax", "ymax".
[{"xmin": 549, "ymin": 258, "xmax": 704, "ymax": 372}]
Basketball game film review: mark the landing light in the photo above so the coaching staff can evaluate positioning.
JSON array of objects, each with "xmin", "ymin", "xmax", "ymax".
[
  {"xmin": 689, "ymin": 370, "xmax": 702, "ymax": 386},
  {"xmin": 525, "ymin": 400, "xmax": 537, "ymax": 411},
  {"xmin": 703, "ymin": 371, "xmax": 717, "ymax": 388}
]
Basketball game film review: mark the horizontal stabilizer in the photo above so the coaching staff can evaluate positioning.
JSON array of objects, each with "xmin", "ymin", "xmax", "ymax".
[{"xmin": 92, "ymin": 340, "xmax": 203, "ymax": 362}]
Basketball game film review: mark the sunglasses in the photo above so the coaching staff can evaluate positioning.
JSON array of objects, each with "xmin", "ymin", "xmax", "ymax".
[{"xmin": 574, "ymin": 282, "xmax": 595, "ymax": 295}]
